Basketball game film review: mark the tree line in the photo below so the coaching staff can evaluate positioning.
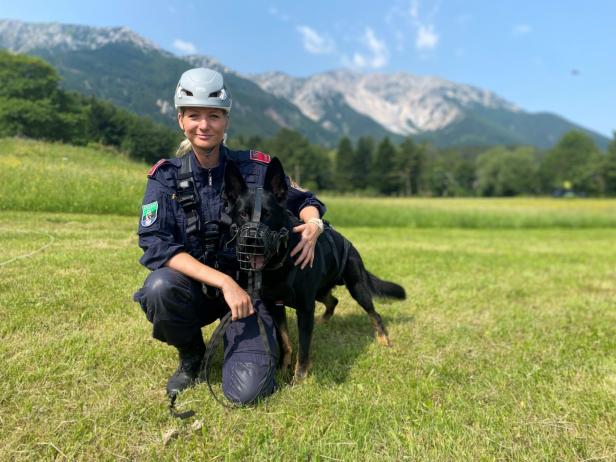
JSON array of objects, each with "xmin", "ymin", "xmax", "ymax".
[
  {"xmin": 0, "ymin": 50, "xmax": 180, "ymax": 164},
  {"xmin": 231, "ymin": 130, "xmax": 616, "ymax": 197},
  {"xmin": 2, "ymin": 50, "xmax": 616, "ymax": 196}
]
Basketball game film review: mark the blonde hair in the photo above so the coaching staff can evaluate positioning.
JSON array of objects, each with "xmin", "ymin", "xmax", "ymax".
[{"xmin": 175, "ymin": 138, "xmax": 193, "ymax": 157}]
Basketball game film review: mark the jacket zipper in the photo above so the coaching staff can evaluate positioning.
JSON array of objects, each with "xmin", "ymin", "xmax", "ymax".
[{"xmin": 208, "ymin": 169, "xmax": 212, "ymax": 186}]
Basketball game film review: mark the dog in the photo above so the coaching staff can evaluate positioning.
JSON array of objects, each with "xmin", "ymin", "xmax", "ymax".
[{"xmin": 224, "ymin": 157, "xmax": 406, "ymax": 382}]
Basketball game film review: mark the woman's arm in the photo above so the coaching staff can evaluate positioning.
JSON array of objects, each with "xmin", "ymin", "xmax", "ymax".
[
  {"xmin": 165, "ymin": 252, "xmax": 253, "ymax": 320},
  {"xmin": 290, "ymin": 205, "xmax": 324, "ymax": 269}
]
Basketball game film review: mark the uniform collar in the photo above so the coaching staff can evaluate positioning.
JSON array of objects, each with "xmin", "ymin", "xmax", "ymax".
[{"xmin": 189, "ymin": 149, "xmax": 226, "ymax": 186}]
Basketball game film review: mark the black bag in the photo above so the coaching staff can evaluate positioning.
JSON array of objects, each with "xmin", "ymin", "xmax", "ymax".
[{"xmin": 220, "ymin": 300, "xmax": 279, "ymax": 404}]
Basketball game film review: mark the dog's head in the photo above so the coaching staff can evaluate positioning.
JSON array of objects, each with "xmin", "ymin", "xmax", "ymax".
[{"xmin": 224, "ymin": 157, "xmax": 291, "ymax": 271}]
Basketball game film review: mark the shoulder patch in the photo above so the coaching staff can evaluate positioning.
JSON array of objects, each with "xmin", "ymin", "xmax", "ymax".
[
  {"xmin": 250, "ymin": 150, "xmax": 271, "ymax": 164},
  {"xmin": 141, "ymin": 201, "xmax": 158, "ymax": 227},
  {"xmin": 147, "ymin": 159, "xmax": 169, "ymax": 177}
]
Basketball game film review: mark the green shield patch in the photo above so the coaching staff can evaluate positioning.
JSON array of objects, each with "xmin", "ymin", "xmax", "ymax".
[{"xmin": 141, "ymin": 201, "xmax": 158, "ymax": 227}]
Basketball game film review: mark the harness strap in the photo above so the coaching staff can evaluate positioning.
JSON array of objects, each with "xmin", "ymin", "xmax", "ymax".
[
  {"xmin": 324, "ymin": 230, "xmax": 351, "ymax": 282},
  {"xmin": 176, "ymin": 154, "xmax": 201, "ymax": 234},
  {"xmin": 252, "ymin": 187, "xmax": 263, "ymax": 223},
  {"xmin": 339, "ymin": 237, "xmax": 351, "ymax": 281}
]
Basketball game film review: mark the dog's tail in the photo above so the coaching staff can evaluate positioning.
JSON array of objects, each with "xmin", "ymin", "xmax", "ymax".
[{"xmin": 367, "ymin": 271, "xmax": 406, "ymax": 299}]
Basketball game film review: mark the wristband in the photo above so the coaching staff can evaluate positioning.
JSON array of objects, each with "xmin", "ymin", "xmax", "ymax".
[{"xmin": 308, "ymin": 218, "xmax": 324, "ymax": 235}]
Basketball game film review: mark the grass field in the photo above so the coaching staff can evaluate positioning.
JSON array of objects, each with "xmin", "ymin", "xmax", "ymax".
[
  {"xmin": 3, "ymin": 137, "xmax": 616, "ymax": 228},
  {"xmin": 1, "ymin": 138, "xmax": 616, "ymax": 460}
]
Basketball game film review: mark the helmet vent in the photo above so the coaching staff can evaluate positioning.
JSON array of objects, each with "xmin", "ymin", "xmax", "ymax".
[{"xmin": 181, "ymin": 89, "xmax": 193, "ymax": 97}]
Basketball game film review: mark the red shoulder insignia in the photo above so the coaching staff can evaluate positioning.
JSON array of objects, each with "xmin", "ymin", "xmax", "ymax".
[
  {"xmin": 147, "ymin": 159, "xmax": 168, "ymax": 177},
  {"xmin": 250, "ymin": 150, "xmax": 271, "ymax": 164}
]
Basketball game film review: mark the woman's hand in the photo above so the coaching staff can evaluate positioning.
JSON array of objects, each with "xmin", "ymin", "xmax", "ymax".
[
  {"xmin": 290, "ymin": 221, "xmax": 321, "ymax": 269},
  {"xmin": 220, "ymin": 277, "xmax": 254, "ymax": 320}
]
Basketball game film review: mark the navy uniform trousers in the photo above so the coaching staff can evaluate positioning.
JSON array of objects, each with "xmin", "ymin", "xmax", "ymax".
[{"xmin": 134, "ymin": 267, "xmax": 278, "ymax": 405}]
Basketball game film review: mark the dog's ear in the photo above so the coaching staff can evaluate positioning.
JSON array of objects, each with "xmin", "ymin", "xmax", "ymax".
[
  {"xmin": 264, "ymin": 157, "xmax": 288, "ymax": 204},
  {"xmin": 223, "ymin": 160, "xmax": 247, "ymax": 204}
]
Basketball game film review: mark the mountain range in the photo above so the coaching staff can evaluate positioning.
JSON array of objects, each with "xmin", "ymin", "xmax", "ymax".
[{"xmin": 0, "ymin": 19, "xmax": 609, "ymax": 149}]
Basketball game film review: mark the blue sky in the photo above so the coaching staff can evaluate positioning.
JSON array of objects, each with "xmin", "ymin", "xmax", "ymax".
[{"xmin": 1, "ymin": 0, "xmax": 614, "ymax": 137}]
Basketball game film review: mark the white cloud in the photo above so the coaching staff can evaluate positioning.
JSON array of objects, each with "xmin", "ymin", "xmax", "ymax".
[
  {"xmin": 352, "ymin": 28, "xmax": 389, "ymax": 69},
  {"xmin": 386, "ymin": 0, "xmax": 440, "ymax": 52},
  {"xmin": 513, "ymin": 24, "xmax": 532, "ymax": 36},
  {"xmin": 416, "ymin": 24, "xmax": 439, "ymax": 50},
  {"xmin": 296, "ymin": 25, "xmax": 335, "ymax": 54},
  {"xmin": 269, "ymin": 7, "xmax": 290, "ymax": 22},
  {"xmin": 173, "ymin": 39, "xmax": 197, "ymax": 54},
  {"xmin": 409, "ymin": 0, "xmax": 420, "ymax": 20}
]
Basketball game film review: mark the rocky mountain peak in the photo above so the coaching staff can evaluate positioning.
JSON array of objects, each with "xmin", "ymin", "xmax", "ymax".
[
  {"xmin": 253, "ymin": 70, "xmax": 520, "ymax": 135},
  {"xmin": 0, "ymin": 19, "xmax": 160, "ymax": 53}
]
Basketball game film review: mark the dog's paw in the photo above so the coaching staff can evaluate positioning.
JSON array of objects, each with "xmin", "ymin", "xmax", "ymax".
[
  {"xmin": 377, "ymin": 334, "xmax": 392, "ymax": 347},
  {"xmin": 291, "ymin": 372, "xmax": 307, "ymax": 386},
  {"xmin": 317, "ymin": 313, "xmax": 332, "ymax": 324},
  {"xmin": 292, "ymin": 361, "xmax": 310, "ymax": 385}
]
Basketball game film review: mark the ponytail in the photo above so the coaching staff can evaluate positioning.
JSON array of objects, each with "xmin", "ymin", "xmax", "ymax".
[{"xmin": 175, "ymin": 138, "xmax": 192, "ymax": 157}]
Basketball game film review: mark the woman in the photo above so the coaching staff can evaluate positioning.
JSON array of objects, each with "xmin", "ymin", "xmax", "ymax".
[{"xmin": 133, "ymin": 68, "xmax": 326, "ymax": 405}]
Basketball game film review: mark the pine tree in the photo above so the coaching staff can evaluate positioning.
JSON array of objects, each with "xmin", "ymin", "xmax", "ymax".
[
  {"xmin": 352, "ymin": 136, "xmax": 374, "ymax": 190},
  {"xmin": 396, "ymin": 137, "xmax": 426, "ymax": 195},
  {"xmin": 372, "ymin": 137, "xmax": 398, "ymax": 195},
  {"xmin": 335, "ymin": 137, "xmax": 354, "ymax": 192}
]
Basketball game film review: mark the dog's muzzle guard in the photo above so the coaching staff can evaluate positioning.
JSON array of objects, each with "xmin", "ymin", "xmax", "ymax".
[{"xmin": 236, "ymin": 187, "xmax": 289, "ymax": 273}]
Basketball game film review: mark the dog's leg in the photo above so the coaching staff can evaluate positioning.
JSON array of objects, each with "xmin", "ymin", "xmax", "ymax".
[
  {"xmin": 293, "ymin": 305, "xmax": 315, "ymax": 384},
  {"xmin": 269, "ymin": 303, "xmax": 293, "ymax": 371},
  {"xmin": 344, "ymin": 249, "xmax": 392, "ymax": 347},
  {"xmin": 317, "ymin": 289, "xmax": 338, "ymax": 323}
]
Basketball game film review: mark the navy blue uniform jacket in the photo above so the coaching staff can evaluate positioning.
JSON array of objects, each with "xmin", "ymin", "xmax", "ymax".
[{"xmin": 137, "ymin": 146, "xmax": 326, "ymax": 271}]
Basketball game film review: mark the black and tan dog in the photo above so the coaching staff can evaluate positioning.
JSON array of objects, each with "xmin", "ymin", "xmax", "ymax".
[{"xmin": 224, "ymin": 157, "xmax": 406, "ymax": 382}]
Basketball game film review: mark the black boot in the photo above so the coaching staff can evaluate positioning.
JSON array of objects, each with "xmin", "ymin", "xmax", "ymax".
[{"xmin": 166, "ymin": 332, "xmax": 206, "ymax": 398}]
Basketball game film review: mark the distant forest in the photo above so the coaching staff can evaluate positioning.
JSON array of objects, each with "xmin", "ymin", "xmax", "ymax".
[{"xmin": 2, "ymin": 50, "xmax": 616, "ymax": 196}]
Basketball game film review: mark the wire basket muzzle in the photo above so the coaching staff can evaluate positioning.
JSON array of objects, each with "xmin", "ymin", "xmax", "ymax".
[{"xmin": 236, "ymin": 222, "xmax": 288, "ymax": 271}]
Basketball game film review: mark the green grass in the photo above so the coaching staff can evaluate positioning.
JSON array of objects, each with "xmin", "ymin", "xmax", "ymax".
[
  {"xmin": 3, "ymin": 137, "xmax": 616, "ymax": 228},
  {"xmin": 325, "ymin": 196, "xmax": 616, "ymax": 229},
  {"xmin": 1, "ymin": 210, "xmax": 615, "ymax": 460},
  {"xmin": 1, "ymin": 138, "xmax": 615, "ymax": 459},
  {"xmin": 0, "ymin": 137, "xmax": 147, "ymax": 215}
]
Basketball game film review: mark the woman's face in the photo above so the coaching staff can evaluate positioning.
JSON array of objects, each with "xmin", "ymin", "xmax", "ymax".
[{"xmin": 178, "ymin": 107, "xmax": 229, "ymax": 153}]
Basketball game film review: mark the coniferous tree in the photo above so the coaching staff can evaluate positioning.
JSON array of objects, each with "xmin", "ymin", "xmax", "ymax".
[
  {"xmin": 352, "ymin": 136, "xmax": 374, "ymax": 190},
  {"xmin": 335, "ymin": 137, "xmax": 354, "ymax": 192},
  {"xmin": 372, "ymin": 137, "xmax": 398, "ymax": 195},
  {"xmin": 264, "ymin": 128, "xmax": 332, "ymax": 190},
  {"xmin": 396, "ymin": 137, "xmax": 426, "ymax": 195}
]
